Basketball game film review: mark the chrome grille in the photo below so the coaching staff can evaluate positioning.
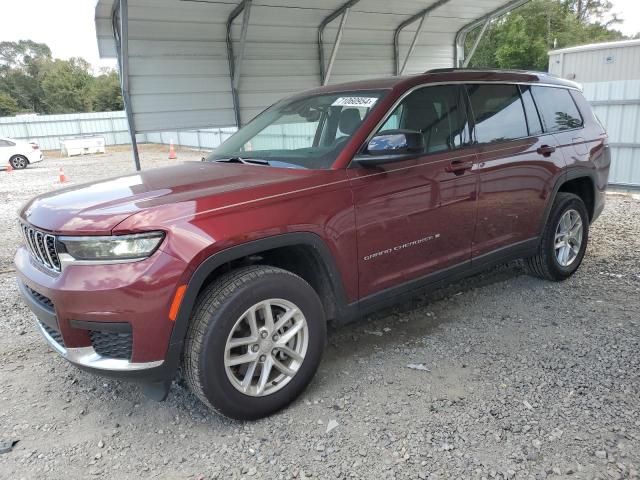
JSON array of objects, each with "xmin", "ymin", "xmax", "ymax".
[{"xmin": 20, "ymin": 223, "xmax": 61, "ymax": 272}]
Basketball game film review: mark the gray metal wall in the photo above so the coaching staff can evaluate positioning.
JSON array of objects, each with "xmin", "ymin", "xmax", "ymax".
[
  {"xmin": 549, "ymin": 41, "xmax": 640, "ymax": 83},
  {"xmin": 582, "ymin": 80, "xmax": 640, "ymax": 187}
]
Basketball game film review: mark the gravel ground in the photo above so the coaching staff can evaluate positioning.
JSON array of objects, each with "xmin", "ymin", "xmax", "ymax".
[{"xmin": 1, "ymin": 148, "xmax": 639, "ymax": 479}]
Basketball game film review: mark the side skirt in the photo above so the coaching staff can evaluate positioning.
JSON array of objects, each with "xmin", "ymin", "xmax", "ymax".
[{"xmin": 339, "ymin": 237, "xmax": 540, "ymax": 324}]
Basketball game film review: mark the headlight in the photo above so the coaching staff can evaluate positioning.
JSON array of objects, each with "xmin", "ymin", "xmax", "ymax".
[{"xmin": 58, "ymin": 232, "xmax": 164, "ymax": 261}]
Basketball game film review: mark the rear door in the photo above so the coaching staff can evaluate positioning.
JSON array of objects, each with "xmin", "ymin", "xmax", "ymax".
[
  {"xmin": 348, "ymin": 84, "xmax": 478, "ymax": 299},
  {"xmin": 530, "ymin": 85, "xmax": 588, "ymax": 168},
  {"xmin": 467, "ymin": 83, "xmax": 566, "ymax": 259}
]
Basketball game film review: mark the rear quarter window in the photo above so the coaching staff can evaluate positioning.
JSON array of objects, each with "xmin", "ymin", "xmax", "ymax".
[
  {"xmin": 466, "ymin": 84, "xmax": 529, "ymax": 143},
  {"xmin": 531, "ymin": 86, "xmax": 583, "ymax": 132}
]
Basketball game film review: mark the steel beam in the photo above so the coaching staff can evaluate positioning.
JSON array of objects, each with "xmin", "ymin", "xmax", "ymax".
[
  {"xmin": 112, "ymin": 0, "xmax": 141, "ymax": 171},
  {"xmin": 232, "ymin": 0, "xmax": 252, "ymax": 90},
  {"xmin": 318, "ymin": 0, "xmax": 360, "ymax": 85},
  {"xmin": 393, "ymin": 0, "xmax": 452, "ymax": 76},
  {"xmin": 323, "ymin": 8, "xmax": 350, "ymax": 85},
  {"xmin": 454, "ymin": 0, "xmax": 531, "ymax": 68},
  {"xmin": 226, "ymin": 0, "xmax": 251, "ymax": 127},
  {"xmin": 462, "ymin": 17, "xmax": 491, "ymax": 68}
]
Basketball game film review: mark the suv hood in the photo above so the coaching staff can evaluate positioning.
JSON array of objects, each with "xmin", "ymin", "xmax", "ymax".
[{"xmin": 20, "ymin": 162, "xmax": 327, "ymax": 234}]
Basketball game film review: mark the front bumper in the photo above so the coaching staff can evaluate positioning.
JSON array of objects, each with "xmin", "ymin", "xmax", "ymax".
[{"xmin": 15, "ymin": 245, "xmax": 188, "ymax": 382}]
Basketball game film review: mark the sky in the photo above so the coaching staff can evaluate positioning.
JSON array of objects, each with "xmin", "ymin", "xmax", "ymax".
[{"xmin": 0, "ymin": 0, "xmax": 639, "ymax": 73}]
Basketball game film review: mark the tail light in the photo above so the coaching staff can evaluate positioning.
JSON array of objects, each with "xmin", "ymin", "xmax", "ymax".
[{"xmin": 30, "ymin": 142, "xmax": 39, "ymax": 150}]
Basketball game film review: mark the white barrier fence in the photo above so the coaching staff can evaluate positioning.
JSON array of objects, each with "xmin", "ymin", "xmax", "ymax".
[{"xmin": 0, "ymin": 111, "xmax": 236, "ymax": 152}]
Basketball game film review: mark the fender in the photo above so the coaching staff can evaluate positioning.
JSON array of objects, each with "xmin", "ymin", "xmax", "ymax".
[
  {"xmin": 158, "ymin": 232, "xmax": 353, "ymax": 384},
  {"xmin": 538, "ymin": 167, "xmax": 598, "ymax": 237}
]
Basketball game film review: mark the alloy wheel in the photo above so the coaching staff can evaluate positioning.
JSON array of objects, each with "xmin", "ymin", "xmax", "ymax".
[
  {"xmin": 554, "ymin": 208, "xmax": 583, "ymax": 267},
  {"xmin": 224, "ymin": 298, "xmax": 308, "ymax": 397}
]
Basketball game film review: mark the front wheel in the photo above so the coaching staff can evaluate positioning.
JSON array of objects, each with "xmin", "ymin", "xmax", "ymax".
[
  {"xmin": 526, "ymin": 192, "xmax": 589, "ymax": 281},
  {"xmin": 9, "ymin": 155, "xmax": 28, "ymax": 170},
  {"xmin": 182, "ymin": 265, "xmax": 326, "ymax": 419}
]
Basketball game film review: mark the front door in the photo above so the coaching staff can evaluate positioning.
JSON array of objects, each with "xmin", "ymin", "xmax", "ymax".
[{"xmin": 348, "ymin": 84, "xmax": 479, "ymax": 299}]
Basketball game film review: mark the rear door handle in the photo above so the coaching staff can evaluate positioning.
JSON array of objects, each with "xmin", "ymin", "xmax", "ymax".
[
  {"xmin": 445, "ymin": 159, "xmax": 474, "ymax": 175},
  {"xmin": 536, "ymin": 145, "xmax": 556, "ymax": 157}
]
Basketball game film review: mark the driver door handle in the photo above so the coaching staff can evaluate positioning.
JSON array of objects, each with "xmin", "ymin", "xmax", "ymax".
[
  {"xmin": 445, "ymin": 159, "xmax": 474, "ymax": 174},
  {"xmin": 536, "ymin": 145, "xmax": 556, "ymax": 157}
]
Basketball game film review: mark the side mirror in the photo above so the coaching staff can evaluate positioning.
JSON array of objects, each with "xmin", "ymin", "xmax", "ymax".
[{"xmin": 354, "ymin": 129, "xmax": 425, "ymax": 166}]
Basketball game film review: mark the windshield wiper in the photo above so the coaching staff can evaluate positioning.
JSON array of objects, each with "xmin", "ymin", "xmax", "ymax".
[{"xmin": 215, "ymin": 156, "xmax": 270, "ymax": 166}]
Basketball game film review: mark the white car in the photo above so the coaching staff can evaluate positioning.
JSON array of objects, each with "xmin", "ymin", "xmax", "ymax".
[{"xmin": 0, "ymin": 136, "xmax": 43, "ymax": 170}]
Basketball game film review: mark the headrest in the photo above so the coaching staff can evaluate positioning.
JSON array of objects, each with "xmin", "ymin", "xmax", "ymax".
[{"xmin": 338, "ymin": 108, "xmax": 362, "ymax": 135}]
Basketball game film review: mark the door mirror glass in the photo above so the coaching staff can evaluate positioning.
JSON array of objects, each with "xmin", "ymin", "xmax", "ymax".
[{"xmin": 367, "ymin": 129, "xmax": 425, "ymax": 155}]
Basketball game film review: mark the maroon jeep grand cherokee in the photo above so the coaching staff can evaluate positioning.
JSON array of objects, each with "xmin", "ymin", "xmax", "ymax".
[{"xmin": 16, "ymin": 69, "xmax": 610, "ymax": 419}]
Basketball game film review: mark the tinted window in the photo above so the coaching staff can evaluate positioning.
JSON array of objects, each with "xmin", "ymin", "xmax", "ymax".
[
  {"xmin": 467, "ymin": 84, "xmax": 528, "ymax": 143},
  {"xmin": 519, "ymin": 86, "xmax": 543, "ymax": 135},
  {"xmin": 531, "ymin": 86, "xmax": 583, "ymax": 132},
  {"xmin": 378, "ymin": 85, "xmax": 470, "ymax": 153},
  {"xmin": 0, "ymin": 140, "xmax": 9, "ymax": 147}
]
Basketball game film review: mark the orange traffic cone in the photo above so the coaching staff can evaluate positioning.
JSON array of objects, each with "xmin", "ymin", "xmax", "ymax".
[
  {"xmin": 6, "ymin": 161, "xmax": 13, "ymax": 173},
  {"xmin": 59, "ymin": 167, "xmax": 66, "ymax": 183},
  {"xmin": 168, "ymin": 140, "xmax": 177, "ymax": 159}
]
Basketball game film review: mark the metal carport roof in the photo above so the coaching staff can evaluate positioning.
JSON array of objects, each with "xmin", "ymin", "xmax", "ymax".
[{"xmin": 95, "ymin": 0, "xmax": 529, "ymax": 168}]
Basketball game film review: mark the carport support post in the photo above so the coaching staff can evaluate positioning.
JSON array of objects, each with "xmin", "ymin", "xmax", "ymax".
[
  {"xmin": 323, "ymin": 8, "xmax": 349, "ymax": 86},
  {"xmin": 393, "ymin": 0, "xmax": 452, "ymax": 76},
  {"xmin": 226, "ymin": 0, "xmax": 252, "ymax": 128},
  {"xmin": 399, "ymin": 13, "xmax": 427, "ymax": 75},
  {"xmin": 463, "ymin": 18, "xmax": 491, "ymax": 68},
  {"xmin": 232, "ymin": 0, "xmax": 252, "ymax": 91},
  {"xmin": 117, "ymin": 0, "xmax": 141, "ymax": 171},
  {"xmin": 318, "ymin": 0, "xmax": 360, "ymax": 86}
]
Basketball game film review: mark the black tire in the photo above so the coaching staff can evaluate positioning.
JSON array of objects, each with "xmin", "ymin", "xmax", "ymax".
[
  {"xmin": 9, "ymin": 155, "xmax": 28, "ymax": 170},
  {"xmin": 182, "ymin": 265, "xmax": 326, "ymax": 420},
  {"xmin": 526, "ymin": 192, "xmax": 589, "ymax": 281}
]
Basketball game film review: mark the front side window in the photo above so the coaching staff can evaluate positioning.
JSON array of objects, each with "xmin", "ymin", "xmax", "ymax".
[
  {"xmin": 531, "ymin": 86, "xmax": 583, "ymax": 132},
  {"xmin": 376, "ymin": 85, "xmax": 470, "ymax": 153},
  {"xmin": 208, "ymin": 91, "xmax": 387, "ymax": 169},
  {"xmin": 466, "ymin": 84, "xmax": 528, "ymax": 143}
]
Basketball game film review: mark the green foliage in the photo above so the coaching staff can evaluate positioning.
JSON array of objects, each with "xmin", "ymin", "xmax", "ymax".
[
  {"xmin": 0, "ymin": 40, "xmax": 123, "ymax": 116},
  {"xmin": 0, "ymin": 91, "xmax": 19, "ymax": 116},
  {"xmin": 92, "ymin": 69, "xmax": 124, "ymax": 111},
  {"xmin": 465, "ymin": 0, "xmax": 627, "ymax": 71}
]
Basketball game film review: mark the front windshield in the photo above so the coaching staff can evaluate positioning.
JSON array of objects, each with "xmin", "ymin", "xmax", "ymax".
[{"xmin": 207, "ymin": 90, "xmax": 388, "ymax": 169}]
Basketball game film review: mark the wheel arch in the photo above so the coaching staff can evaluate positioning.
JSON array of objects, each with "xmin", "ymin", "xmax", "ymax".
[
  {"xmin": 540, "ymin": 169, "xmax": 597, "ymax": 235},
  {"xmin": 162, "ymin": 232, "xmax": 352, "ymax": 378}
]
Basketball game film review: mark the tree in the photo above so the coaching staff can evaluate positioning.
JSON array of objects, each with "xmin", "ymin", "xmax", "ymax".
[
  {"xmin": 465, "ymin": 0, "xmax": 626, "ymax": 71},
  {"xmin": 92, "ymin": 69, "xmax": 123, "ymax": 111},
  {"xmin": 0, "ymin": 40, "xmax": 51, "ymax": 69},
  {"xmin": 40, "ymin": 58, "xmax": 95, "ymax": 113},
  {"xmin": 0, "ymin": 40, "xmax": 124, "ymax": 116},
  {"xmin": 0, "ymin": 91, "xmax": 19, "ymax": 116}
]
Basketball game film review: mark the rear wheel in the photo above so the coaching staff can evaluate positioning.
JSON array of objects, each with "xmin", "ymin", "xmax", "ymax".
[
  {"xmin": 182, "ymin": 265, "xmax": 326, "ymax": 419},
  {"xmin": 526, "ymin": 192, "xmax": 589, "ymax": 281},
  {"xmin": 9, "ymin": 155, "xmax": 28, "ymax": 170}
]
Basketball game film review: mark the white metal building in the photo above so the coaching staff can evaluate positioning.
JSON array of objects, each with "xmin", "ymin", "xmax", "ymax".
[
  {"xmin": 549, "ymin": 40, "xmax": 640, "ymax": 187},
  {"xmin": 95, "ymin": 0, "xmax": 531, "ymax": 169}
]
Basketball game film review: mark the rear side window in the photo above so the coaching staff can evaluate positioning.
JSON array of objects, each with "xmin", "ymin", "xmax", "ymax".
[
  {"xmin": 519, "ymin": 86, "xmax": 543, "ymax": 136},
  {"xmin": 0, "ymin": 140, "xmax": 11, "ymax": 147},
  {"xmin": 466, "ymin": 84, "xmax": 528, "ymax": 143},
  {"xmin": 379, "ymin": 85, "xmax": 471, "ymax": 153},
  {"xmin": 531, "ymin": 86, "xmax": 583, "ymax": 132}
]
